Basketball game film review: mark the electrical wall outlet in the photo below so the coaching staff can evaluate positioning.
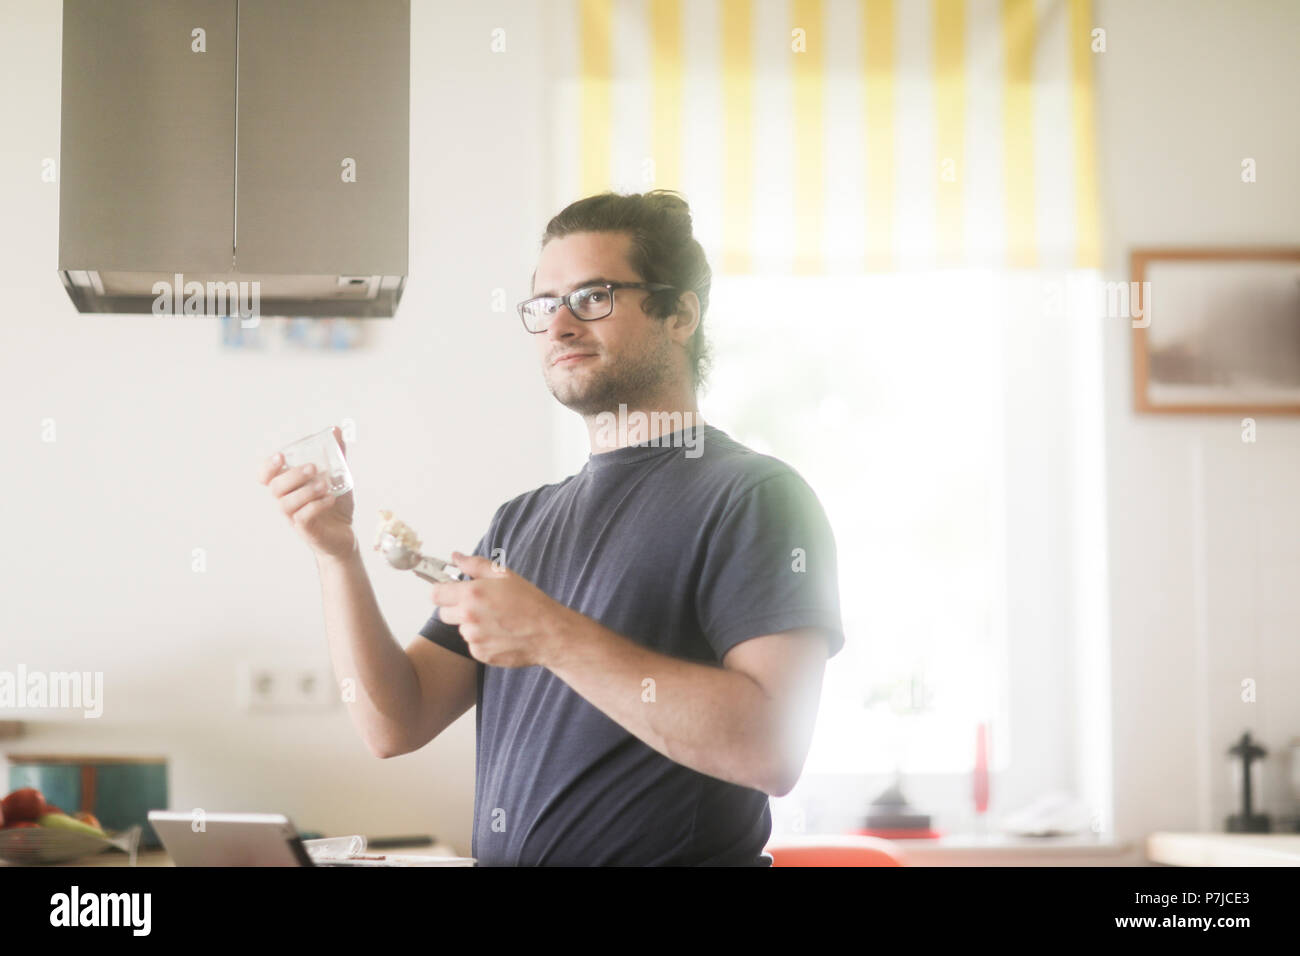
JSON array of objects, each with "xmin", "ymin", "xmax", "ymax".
[{"xmin": 238, "ymin": 662, "xmax": 338, "ymax": 713}]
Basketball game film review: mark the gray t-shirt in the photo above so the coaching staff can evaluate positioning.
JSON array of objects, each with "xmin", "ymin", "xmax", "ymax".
[{"xmin": 419, "ymin": 424, "xmax": 844, "ymax": 865}]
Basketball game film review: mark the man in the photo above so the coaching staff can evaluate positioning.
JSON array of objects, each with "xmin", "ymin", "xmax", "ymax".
[{"xmin": 260, "ymin": 190, "xmax": 844, "ymax": 865}]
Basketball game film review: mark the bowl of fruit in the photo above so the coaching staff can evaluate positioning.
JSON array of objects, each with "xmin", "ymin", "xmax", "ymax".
[{"xmin": 0, "ymin": 787, "xmax": 142, "ymax": 865}]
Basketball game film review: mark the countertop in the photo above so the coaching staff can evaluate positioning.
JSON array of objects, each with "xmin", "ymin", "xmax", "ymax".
[
  {"xmin": 0, "ymin": 841, "xmax": 462, "ymax": 867},
  {"xmin": 1146, "ymin": 832, "xmax": 1300, "ymax": 866}
]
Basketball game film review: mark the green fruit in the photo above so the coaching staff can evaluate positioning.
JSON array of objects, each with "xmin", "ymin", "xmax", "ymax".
[{"xmin": 36, "ymin": 812, "xmax": 106, "ymax": 838}]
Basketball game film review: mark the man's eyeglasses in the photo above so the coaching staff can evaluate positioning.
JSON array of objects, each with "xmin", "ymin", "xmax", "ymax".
[{"xmin": 517, "ymin": 282, "xmax": 675, "ymax": 334}]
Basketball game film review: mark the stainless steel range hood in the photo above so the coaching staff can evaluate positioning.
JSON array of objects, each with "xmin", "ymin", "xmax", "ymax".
[{"xmin": 58, "ymin": 0, "xmax": 409, "ymax": 318}]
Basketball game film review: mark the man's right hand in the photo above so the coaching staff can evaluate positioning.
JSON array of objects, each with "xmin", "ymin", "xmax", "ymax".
[{"xmin": 258, "ymin": 425, "xmax": 357, "ymax": 559}]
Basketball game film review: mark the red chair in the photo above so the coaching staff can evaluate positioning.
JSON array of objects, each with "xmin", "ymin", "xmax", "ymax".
[{"xmin": 765, "ymin": 834, "xmax": 906, "ymax": 866}]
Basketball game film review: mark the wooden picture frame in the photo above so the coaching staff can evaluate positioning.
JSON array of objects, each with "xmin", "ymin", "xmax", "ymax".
[{"xmin": 1132, "ymin": 247, "xmax": 1300, "ymax": 414}]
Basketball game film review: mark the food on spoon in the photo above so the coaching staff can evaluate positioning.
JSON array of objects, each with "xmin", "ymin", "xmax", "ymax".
[
  {"xmin": 373, "ymin": 509, "xmax": 421, "ymax": 553},
  {"xmin": 1, "ymin": 787, "xmax": 47, "ymax": 823}
]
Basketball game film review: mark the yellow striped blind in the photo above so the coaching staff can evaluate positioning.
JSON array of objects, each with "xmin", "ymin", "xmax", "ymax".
[{"xmin": 551, "ymin": 0, "xmax": 1101, "ymax": 274}]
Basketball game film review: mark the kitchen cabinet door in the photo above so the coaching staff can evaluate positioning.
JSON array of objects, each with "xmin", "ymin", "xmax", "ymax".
[
  {"xmin": 59, "ymin": 0, "xmax": 237, "ymax": 274},
  {"xmin": 233, "ymin": 0, "xmax": 409, "ymax": 277}
]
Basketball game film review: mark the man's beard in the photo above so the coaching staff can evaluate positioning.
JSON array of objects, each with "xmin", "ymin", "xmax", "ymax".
[{"xmin": 545, "ymin": 333, "xmax": 675, "ymax": 417}]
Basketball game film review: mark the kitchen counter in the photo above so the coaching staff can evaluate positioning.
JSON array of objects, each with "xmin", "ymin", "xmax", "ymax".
[
  {"xmin": 0, "ymin": 841, "xmax": 461, "ymax": 867},
  {"xmin": 896, "ymin": 834, "xmax": 1137, "ymax": 866},
  {"xmin": 765, "ymin": 832, "xmax": 1139, "ymax": 865},
  {"xmin": 1146, "ymin": 832, "xmax": 1300, "ymax": 866}
]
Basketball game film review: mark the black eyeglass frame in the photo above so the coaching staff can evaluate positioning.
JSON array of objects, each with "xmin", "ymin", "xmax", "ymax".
[{"xmin": 517, "ymin": 282, "xmax": 677, "ymax": 334}]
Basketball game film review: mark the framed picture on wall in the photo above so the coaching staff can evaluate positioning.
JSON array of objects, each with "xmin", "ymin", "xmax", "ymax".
[{"xmin": 1132, "ymin": 248, "xmax": 1300, "ymax": 414}]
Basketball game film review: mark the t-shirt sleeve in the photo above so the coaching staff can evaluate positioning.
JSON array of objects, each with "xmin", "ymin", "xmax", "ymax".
[
  {"xmin": 695, "ymin": 470, "xmax": 845, "ymax": 661},
  {"xmin": 418, "ymin": 530, "xmax": 491, "ymax": 659}
]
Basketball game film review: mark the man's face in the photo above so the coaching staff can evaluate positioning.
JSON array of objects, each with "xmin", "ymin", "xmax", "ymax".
[{"xmin": 531, "ymin": 231, "xmax": 677, "ymax": 416}]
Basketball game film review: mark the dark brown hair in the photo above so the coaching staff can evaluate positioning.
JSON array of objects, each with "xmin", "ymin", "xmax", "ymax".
[{"xmin": 538, "ymin": 189, "xmax": 713, "ymax": 391}]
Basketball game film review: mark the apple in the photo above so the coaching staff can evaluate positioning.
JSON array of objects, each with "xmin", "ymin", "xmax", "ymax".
[
  {"xmin": 73, "ymin": 811, "xmax": 103, "ymax": 831},
  {"xmin": 1, "ymin": 787, "xmax": 47, "ymax": 823},
  {"xmin": 3, "ymin": 822, "xmax": 39, "ymax": 829}
]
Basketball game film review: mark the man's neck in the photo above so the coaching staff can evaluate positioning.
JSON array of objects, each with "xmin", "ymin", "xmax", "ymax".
[{"xmin": 584, "ymin": 394, "xmax": 705, "ymax": 454}]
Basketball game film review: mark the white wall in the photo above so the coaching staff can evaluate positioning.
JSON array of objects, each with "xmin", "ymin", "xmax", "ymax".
[
  {"xmin": 0, "ymin": 0, "xmax": 558, "ymax": 855},
  {"xmin": 1095, "ymin": 0, "xmax": 1300, "ymax": 842}
]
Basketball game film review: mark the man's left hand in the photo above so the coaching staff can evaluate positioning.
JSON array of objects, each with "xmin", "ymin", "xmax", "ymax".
[{"xmin": 431, "ymin": 552, "xmax": 573, "ymax": 668}]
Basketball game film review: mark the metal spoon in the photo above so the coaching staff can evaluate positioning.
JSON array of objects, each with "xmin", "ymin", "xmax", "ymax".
[{"xmin": 374, "ymin": 530, "xmax": 463, "ymax": 584}]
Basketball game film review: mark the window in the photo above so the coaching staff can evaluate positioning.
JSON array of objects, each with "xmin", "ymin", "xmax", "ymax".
[
  {"xmin": 704, "ymin": 271, "xmax": 1009, "ymax": 767},
  {"xmin": 702, "ymin": 270, "xmax": 1110, "ymax": 835}
]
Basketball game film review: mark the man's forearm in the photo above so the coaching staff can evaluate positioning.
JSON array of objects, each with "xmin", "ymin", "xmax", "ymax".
[
  {"xmin": 315, "ymin": 539, "xmax": 422, "ymax": 755},
  {"xmin": 542, "ymin": 608, "xmax": 784, "ymax": 795}
]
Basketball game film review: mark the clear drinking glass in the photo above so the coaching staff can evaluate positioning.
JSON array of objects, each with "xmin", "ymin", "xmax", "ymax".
[{"xmin": 279, "ymin": 427, "xmax": 353, "ymax": 496}]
